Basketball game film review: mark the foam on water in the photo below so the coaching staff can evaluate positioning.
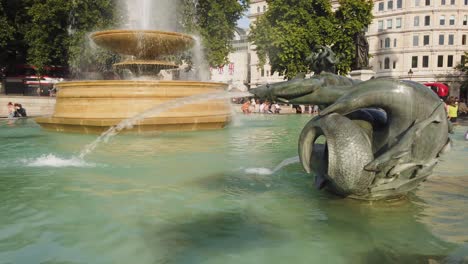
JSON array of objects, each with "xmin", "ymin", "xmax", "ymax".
[{"xmin": 23, "ymin": 154, "xmax": 96, "ymax": 168}]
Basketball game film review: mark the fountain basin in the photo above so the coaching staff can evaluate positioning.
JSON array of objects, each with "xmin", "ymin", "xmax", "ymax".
[
  {"xmin": 35, "ymin": 80, "xmax": 231, "ymax": 134},
  {"xmin": 91, "ymin": 30, "xmax": 194, "ymax": 59}
]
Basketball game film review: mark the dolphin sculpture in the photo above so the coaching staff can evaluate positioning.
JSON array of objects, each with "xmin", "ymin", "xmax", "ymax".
[{"xmin": 251, "ymin": 73, "xmax": 451, "ymax": 200}]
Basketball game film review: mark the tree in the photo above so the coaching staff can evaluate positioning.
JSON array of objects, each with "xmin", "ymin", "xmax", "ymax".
[
  {"xmin": 26, "ymin": 0, "xmax": 123, "ymax": 74},
  {"xmin": 249, "ymin": 0, "xmax": 373, "ymax": 79},
  {"xmin": 334, "ymin": 0, "xmax": 373, "ymax": 73},
  {"xmin": 184, "ymin": 0, "xmax": 249, "ymax": 67}
]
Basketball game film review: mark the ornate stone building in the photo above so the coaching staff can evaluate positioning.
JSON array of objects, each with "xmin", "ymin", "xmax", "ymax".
[{"xmin": 368, "ymin": 0, "xmax": 468, "ymax": 95}]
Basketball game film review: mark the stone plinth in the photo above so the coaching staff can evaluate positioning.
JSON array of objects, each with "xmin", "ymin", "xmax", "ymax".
[{"xmin": 349, "ymin": 69, "xmax": 375, "ymax": 81}]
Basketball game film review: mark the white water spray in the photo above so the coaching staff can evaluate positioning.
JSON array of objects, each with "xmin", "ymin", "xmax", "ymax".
[
  {"xmin": 244, "ymin": 156, "xmax": 300, "ymax": 175},
  {"xmin": 78, "ymin": 91, "xmax": 251, "ymax": 159}
]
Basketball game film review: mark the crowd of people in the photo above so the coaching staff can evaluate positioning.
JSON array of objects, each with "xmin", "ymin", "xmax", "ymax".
[
  {"xmin": 6, "ymin": 102, "xmax": 27, "ymax": 118},
  {"xmin": 239, "ymin": 98, "xmax": 322, "ymax": 115}
]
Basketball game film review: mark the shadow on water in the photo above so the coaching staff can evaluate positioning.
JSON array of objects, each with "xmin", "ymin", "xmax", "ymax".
[{"xmin": 142, "ymin": 210, "xmax": 285, "ymax": 264}]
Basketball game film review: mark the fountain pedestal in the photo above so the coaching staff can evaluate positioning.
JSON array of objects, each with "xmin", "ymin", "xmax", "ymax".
[{"xmin": 35, "ymin": 30, "xmax": 231, "ymax": 133}]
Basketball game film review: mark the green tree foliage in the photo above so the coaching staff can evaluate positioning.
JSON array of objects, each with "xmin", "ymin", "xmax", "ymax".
[
  {"xmin": 0, "ymin": 1, "xmax": 14, "ymax": 48},
  {"xmin": 187, "ymin": 0, "xmax": 249, "ymax": 67},
  {"xmin": 250, "ymin": 0, "xmax": 373, "ymax": 79},
  {"xmin": 334, "ymin": 0, "xmax": 373, "ymax": 73}
]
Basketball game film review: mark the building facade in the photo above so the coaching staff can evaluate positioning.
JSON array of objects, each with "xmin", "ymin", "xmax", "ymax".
[
  {"xmin": 368, "ymin": 0, "xmax": 468, "ymax": 94},
  {"xmin": 209, "ymin": 28, "xmax": 250, "ymax": 91}
]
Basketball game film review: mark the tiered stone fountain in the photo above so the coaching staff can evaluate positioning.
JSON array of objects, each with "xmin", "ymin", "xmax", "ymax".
[{"xmin": 35, "ymin": 30, "xmax": 230, "ymax": 133}]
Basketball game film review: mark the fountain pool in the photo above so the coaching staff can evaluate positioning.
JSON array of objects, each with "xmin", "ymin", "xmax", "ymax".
[{"xmin": 0, "ymin": 116, "xmax": 467, "ymax": 263}]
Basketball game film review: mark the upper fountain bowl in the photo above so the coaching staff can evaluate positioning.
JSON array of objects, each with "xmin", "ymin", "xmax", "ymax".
[{"xmin": 91, "ymin": 30, "xmax": 194, "ymax": 59}]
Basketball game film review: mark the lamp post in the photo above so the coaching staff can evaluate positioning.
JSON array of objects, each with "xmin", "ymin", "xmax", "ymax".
[{"xmin": 408, "ymin": 69, "xmax": 413, "ymax": 80}]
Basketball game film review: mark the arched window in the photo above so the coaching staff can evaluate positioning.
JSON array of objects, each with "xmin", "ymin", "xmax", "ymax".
[
  {"xmin": 385, "ymin": 37, "xmax": 391, "ymax": 48},
  {"xmin": 384, "ymin": 57, "xmax": 390, "ymax": 69}
]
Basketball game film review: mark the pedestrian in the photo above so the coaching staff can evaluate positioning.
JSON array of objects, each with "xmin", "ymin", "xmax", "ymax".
[
  {"xmin": 15, "ymin": 103, "xmax": 27, "ymax": 117},
  {"xmin": 7, "ymin": 102, "xmax": 15, "ymax": 118},
  {"xmin": 447, "ymin": 98, "xmax": 458, "ymax": 124}
]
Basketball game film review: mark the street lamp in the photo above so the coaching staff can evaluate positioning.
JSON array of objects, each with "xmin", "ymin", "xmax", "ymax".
[{"xmin": 408, "ymin": 69, "xmax": 413, "ymax": 80}]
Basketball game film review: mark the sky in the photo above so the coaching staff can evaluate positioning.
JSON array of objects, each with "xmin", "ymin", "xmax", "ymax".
[{"xmin": 237, "ymin": 15, "xmax": 250, "ymax": 29}]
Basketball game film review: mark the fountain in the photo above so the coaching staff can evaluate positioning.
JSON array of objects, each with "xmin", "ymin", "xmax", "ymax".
[{"xmin": 35, "ymin": 3, "xmax": 231, "ymax": 134}]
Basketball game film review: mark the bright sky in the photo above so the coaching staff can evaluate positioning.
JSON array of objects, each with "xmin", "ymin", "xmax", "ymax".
[{"xmin": 237, "ymin": 14, "xmax": 250, "ymax": 29}]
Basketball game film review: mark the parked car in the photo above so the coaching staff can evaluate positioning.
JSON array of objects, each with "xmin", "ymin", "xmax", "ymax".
[
  {"xmin": 2, "ymin": 64, "xmax": 68, "ymax": 96},
  {"xmin": 423, "ymin": 82, "xmax": 449, "ymax": 100}
]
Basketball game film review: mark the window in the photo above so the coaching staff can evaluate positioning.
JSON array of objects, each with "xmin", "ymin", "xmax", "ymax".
[
  {"xmin": 413, "ymin": 35, "xmax": 419, "ymax": 46},
  {"xmin": 396, "ymin": 18, "xmax": 402, "ymax": 28},
  {"xmin": 257, "ymin": 6, "xmax": 260, "ymax": 13},
  {"xmin": 438, "ymin": 55, "xmax": 444, "ymax": 67},
  {"xmin": 379, "ymin": 2, "xmax": 385, "ymax": 10},
  {"xmin": 394, "ymin": 38, "xmax": 397, "ymax": 47},
  {"xmin": 393, "ymin": 61, "xmax": 397, "ymax": 69},
  {"xmin": 414, "ymin": 16, "xmax": 420, "ymax": 26},
  {"xmin": 424, "ymin": 35, "xmax": 430, "ymax": 45},
  {"xmin": 387, "ymin": 19, "xmax": 393, "ymax": 29},
  {"xmin": 385, "ymin": 37, "xmax": 391, "ymax": 47},
  {"xmin": 415, "ymin": 0, "xmax": 420, "ymax": 5},
  {"xmin": 388, "ymin": 0, "xmax": 394, "ymax": 9},
  {"xmin": 464, "ymin": 16, "xmax": 467, "ymax": 25},
  {"xmin": 261, "ymin": 68, "xmax": 264, "ymax": 77},
  {"xmin": 263, "ymin": 6, "xmax": 266, "ymax": 12},
  {"xmin": 451, "ymin": 0, "xmax": 455, "ymax": 4},
  {"xmin": 465, "ymin": 0, "xmax": 468, "ymax": 5},
  {"xmin": 462, "ymin": 55, "xmax": 466, "ymax": 65},
  {"xmin": 439, "ymin": 34, "xmax": 445, "ymax": 45},
  {"xmin": 448, "ymin": 34, "xmax": 454, "ymax": 45},
  {"xmin": 379, "ymin": 61, "xmax": 383, "ymax": 69},
  {"xmin": 384, "ymin": 57, "xmax": 390, "ymax": 69},
  {"xmin": 448, "ymin": 55, "xmax": 454, "ymax": 67},
  {"xmin": 426, "ymin": 0, "xmax": 431, "ymax": 5},
  {"xmin": 463, "ymin": 35, "xmax": 467, "ymax": 45},
  {"xmin": 425, "ymin": 16, "xmax": 431, "ymax": 26},
  {"xmin": 412, "ymin": 56, "xmax": 418, "ymax": 68},
  {"xmin": 440, "ymin": 15, "xmax": 445, "ymax": 25},
  {"xmin": 449, "ymin": 15, "xmax": 455, "ymax": 25},
  {"xmin": 397, "ymin": 0, "xmax": 403, "ymax": 8},
  {"xmin": 441, "ymin": 0, "xmax": 446, "ymax": 4},
  {"xmin": 378, "ymin": 20, "xmax": 384, "ymax": 31},
  {"xmin": 380, "ymin": 39, "xmax": 383, "ymax": 48},
  {"xmin": 423, "ymin": 56, "xmax": 429, "ymax": 67}
]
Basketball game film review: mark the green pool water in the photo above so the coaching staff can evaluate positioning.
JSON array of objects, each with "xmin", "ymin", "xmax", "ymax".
[{"xmin": 0, "ymin": 115, "xmax": 467, "ymax": 264}]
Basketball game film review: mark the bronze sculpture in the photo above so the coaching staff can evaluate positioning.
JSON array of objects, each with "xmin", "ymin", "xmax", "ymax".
[
  {"xmin": 251, "ymin": 48, "xmax": 451, "ymax": 200},
  {"xmin": 353, "ymin": 31, "xmax": 370, "ymax": 70}
]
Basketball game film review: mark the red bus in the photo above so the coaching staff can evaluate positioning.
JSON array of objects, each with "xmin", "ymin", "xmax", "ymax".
[
  {"xmin": 423, "ymin": 82, "xmax": 449, "ymax": 99},
  {"xmin": 2, "ymin": 65, "xmax": 68, "ymax": 96}
]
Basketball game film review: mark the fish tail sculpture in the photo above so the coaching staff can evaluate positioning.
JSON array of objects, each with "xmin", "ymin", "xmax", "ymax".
[{"xmin": 251, "ymin": 74, "xmax": 451, "ymax": 200}]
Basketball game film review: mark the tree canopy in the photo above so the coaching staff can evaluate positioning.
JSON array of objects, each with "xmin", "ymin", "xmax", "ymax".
[
  {"xmin": 182, "ymin": 0, "xmax": 249, "ymax": 67},
  {"xmin": 249, "ymin": 0, "xmax": 373, "ymax": 79}
]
